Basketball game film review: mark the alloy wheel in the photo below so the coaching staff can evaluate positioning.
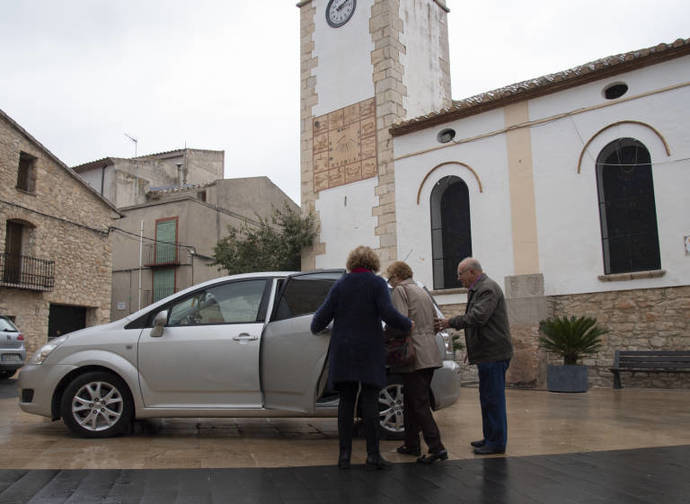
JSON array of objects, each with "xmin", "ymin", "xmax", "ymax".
[
  {"xmin": 378, "ymin": 383, "xmax": 405, "ymax": 435},
  {"xmin": 71, "ymin": 380, "xmax": 124, "ymax": 432}
]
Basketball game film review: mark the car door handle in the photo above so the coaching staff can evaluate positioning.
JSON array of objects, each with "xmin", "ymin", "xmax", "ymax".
[{"xmin": 233, "ymin": 333, "xmax": 258, "ymax": 342}]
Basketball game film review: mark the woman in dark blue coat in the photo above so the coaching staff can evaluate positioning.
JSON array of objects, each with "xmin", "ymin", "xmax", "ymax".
[{"xmin": 311, "ymin": 246, "xmax": 412, "ymax": 470}]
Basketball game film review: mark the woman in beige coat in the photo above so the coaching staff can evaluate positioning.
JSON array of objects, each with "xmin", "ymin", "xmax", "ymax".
[{"xmin": 386, "ymin": 261, "xmax": 447, "ymax": 464}]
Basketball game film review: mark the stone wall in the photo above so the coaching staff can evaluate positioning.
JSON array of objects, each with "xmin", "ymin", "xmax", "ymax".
[
  {"xmin": 438, "ymin": 285, "xmax": 690, "ymax": 389},
  {"xmin": 0, "ymin": 114, "xmax": 115, "ymax": 357},
  {"xmin": 550, "ymin": 286, "xmax": 690, "ymax": 388}
]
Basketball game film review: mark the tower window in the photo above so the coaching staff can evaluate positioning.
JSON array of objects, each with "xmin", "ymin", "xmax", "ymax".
[
  {"xmin": 596, "ymin": 138, "xmax": 660, "ymax": 274},
  {"xmin": 430, "ymin": 176, "xmax": 472, "ymax": 289}
]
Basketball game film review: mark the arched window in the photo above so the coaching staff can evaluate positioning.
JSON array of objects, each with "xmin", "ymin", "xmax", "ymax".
[
  {"xmin": 596, "ymin": 138, "xmax": 660, "ymax": 274},
  {"xmin": 430, "ymin": 176, "xmax": 472, "ymax": 289}
]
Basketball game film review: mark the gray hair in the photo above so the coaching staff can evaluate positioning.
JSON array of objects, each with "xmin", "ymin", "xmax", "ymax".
[{"xmin": 461, "ymin": 257, "xmax": 483, "ymax": 272}]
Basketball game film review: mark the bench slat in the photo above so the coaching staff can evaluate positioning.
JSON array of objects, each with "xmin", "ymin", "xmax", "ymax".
[
  {"xmin": 618, "ymin": 351, "xmax": 690, "ymax": 357},
  {"xmin": 619, "ymin": 357, "xmax": 690, "ymax": 364},
  {"xmin": 616, "ymin": 362, "xmax": 690, "ymax": 370}
]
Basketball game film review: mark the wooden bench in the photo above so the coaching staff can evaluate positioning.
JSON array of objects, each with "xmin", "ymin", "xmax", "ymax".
[{"xmin": 610, "ymin": 350, "xmax": 690, "ymax": 389}]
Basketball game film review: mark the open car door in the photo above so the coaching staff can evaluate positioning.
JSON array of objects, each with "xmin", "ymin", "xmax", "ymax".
[{"xmin": 261, "ymin": 270, "xmax": 344, "ymax": 413}]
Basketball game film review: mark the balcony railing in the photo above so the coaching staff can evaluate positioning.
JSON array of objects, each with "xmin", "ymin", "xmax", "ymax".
[
  {"xmin": 143, "ymin": 242, "xmax": 188, "ymax": 267},
  {"xmin": 0, "ymin": 253, "xmax": 55, "ymax": 291}
]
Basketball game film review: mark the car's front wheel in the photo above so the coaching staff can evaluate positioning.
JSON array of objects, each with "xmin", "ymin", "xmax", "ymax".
[
  {"xmin": 378, "ymin": 374, "xmax": 405, "ymax": 440},
  {"xmin": 60, "ymin": 371, "xmax": 133, "ymax": 438}
]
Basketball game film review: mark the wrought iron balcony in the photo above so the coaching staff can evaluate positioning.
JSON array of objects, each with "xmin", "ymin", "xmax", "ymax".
[
  {"xmin": 0, "ymin": 253, "xmax": 55, "ymax": 291},
  {"xmin": 143, "ymin": 242, "xmax": 187, "ymax": 267}
]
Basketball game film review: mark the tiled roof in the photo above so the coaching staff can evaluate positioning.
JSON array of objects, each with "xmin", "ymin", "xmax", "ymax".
[
  {"xmin": 147, "ymin": 182, "xmax": 212, "ymax": 194},
  {"xmin": 391, "ymin": 37, "xmax": 690, "ymax": 136}
]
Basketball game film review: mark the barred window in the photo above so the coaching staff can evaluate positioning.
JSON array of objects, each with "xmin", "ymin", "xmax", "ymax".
[
  {"xmin": 596, "ymin": 138, "xmax": 660, "ymax": 274},
  {"xmin": 430, "ymin": 176, "xmax": 472, "ymax": 289}
]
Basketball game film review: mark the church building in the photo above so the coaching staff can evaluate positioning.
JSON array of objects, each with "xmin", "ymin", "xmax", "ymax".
[{"xmin": 297, "ymin": 0, "xmax": 689, "ymax": 387}]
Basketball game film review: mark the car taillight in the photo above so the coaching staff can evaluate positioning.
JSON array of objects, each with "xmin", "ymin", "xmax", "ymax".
[{"xmin": 17, "ymin": 334, "xmax": 24, "ymax": 341}]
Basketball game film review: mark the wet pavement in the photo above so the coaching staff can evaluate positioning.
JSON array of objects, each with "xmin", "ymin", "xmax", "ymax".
[{"xmin": 1, "ymin": 377, "xmax": 690, "ymax": 502}]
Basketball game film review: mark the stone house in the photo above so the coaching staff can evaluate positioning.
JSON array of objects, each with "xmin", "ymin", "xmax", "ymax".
[
  {"xmin": 72, "ymin": 148, "xmax": 224, "ymax": 209},
  {"xmin": 74, "ymin": 149, "xmax": 299, "ymax": 319},
  {"xmin": 108, "ymin": 176, "xmax": 299, "ymax": 320},
  {"xmin": 0, "ymin": 108, "xmax": 120, "ymax": 358},
  {"xmin": 297, "ymin": 0, "xmax": 689, "ymax": 387}
]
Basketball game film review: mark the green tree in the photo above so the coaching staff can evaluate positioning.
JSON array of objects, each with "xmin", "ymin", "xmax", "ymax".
[{"xmin": 212, "ymin": 204, "xmax": 317, "ymax": 274}]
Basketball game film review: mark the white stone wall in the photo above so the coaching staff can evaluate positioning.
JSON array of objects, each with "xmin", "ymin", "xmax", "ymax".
[
  {"xmin": 399, "ymin": 0, "xmax": 452, "ymax": 118},
  {"xmin": 394, "ymin": 108, "xmax": 515, "ymax": 291},
  {"xmin": 530, "ymin": 56, "xmax": 690, "ymax": 296},
  {"xmin": 393, "ymin": 56, "xmax": 690, "ymax": 298},
  {"xmin": 311, "ymin": 0, "xmax": 376, "ymax": 117}
]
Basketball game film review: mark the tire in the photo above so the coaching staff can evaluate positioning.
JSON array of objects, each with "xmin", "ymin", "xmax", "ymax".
[
  {"xmin": 60, "ymin": 371, "xmax": 133, "ymax": 438},
  {"xmin": 377, "ymin": 374, "xmax": 405, "ymax": 440},
  {"xmin": 0, "ymin": 370, "xmax": 13, "ymax": 380}
]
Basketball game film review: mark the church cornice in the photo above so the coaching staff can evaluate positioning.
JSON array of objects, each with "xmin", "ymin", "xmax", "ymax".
[{"xmin": 391, "ymin": 37, "xmax": 690, "ymax": 136}]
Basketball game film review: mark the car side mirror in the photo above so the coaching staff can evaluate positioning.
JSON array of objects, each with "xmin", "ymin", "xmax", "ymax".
[{"xmin": 151, "ymin": 310, "xmax": 168, "ymax": 338}]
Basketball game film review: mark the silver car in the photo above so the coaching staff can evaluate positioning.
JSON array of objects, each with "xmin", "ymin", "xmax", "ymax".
[
  {"xmin": 18, "ymin": 270, "xmax": 461, "ymax": 438},
  {"xmin": 1, "ymin": 316, "xmax": 26, "ymax": 379}
]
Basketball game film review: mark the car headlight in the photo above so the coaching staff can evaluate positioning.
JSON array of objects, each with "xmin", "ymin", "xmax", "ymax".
[{"xmin": 30, "ymin": 335, "xmax": 69, "ymax": 365}]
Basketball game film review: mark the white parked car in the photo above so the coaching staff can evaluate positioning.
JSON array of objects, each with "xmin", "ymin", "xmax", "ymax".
[{"xmin": 18, "ymin": 270, "xmax": 461, "ymax": 438}]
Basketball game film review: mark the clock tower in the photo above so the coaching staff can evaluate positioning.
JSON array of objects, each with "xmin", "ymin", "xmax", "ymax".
[{"xmin": 298, "ymin": 0, "xmax": 452, "ymax": 270}]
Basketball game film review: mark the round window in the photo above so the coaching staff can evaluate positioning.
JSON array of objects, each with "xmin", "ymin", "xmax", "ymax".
[
  {"xmin": 437, "ymin": 128, "xmax": 456, "ymax": 144},
  {"xmin": 603, "ymin": 83, "xmax": 628, "ymax": 100}
]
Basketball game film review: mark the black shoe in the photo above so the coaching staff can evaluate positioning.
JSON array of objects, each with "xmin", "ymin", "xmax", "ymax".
[
  {"xmin": 338, "ymin": 448, "xmax": 351, "ymax": 470},
  {"xmin": 417, "ymin": 449, "xmax": 448, "ymax": 464},
  {"xmin": 396, "ymin": 445, "xmax": 421, "ymax": 456},
  {"xmin": 470, "ymin": 439, "xmax": 485, "ymax": 448},
  {"xmin": 365, "ymin": 454, "xmax": 392, "ymax": 471},
  {"xmin": 473, "ymin": 446, "xmax": 505, "ymax": 455}
]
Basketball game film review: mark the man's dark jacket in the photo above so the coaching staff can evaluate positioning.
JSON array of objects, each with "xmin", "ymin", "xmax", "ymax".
[
  {"xmin": 311, "ymin": 271, "xmax": 411, "ymax": 389},
  {"xmin": 449, "ymin": 274, "xmax": 513, "ymax": 364}
]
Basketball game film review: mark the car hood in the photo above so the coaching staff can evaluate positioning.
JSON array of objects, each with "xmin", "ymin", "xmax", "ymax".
[{"xmin": 59, "ymin": 318, "xmax": 129, "ymax": 346}]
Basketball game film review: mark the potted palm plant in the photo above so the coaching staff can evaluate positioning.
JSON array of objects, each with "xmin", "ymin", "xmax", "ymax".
[{"xmin": 538, "ymin": 315, "xmax": 607, "ymax": 393}]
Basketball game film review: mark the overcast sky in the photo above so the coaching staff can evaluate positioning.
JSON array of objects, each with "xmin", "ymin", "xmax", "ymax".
[{"xmin": 1, "ymin": 1, "xmax": 688, "ymax": 204}]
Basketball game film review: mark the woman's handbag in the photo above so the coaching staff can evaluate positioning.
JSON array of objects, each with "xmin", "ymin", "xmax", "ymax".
[
  {"xmin": 384, "ymin": 326, "xmax": 415, "ymax": 367},
  {"xmin": 384, "ymin": 284, "xmax": 415, "ymax": 367}
]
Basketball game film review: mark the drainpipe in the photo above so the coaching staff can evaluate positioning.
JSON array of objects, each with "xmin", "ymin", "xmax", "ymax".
[{"xmin": 138, "ymin": 220, "xmax": 143, "ymax": 310}]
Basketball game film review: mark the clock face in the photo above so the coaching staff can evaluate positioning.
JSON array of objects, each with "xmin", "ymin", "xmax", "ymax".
[{"xmin": 326, "ymin": 0, "xmax": 356, "ymax": 28}]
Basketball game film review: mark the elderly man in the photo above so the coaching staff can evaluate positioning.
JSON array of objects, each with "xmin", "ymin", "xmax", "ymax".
[{"xmin": 434, "ymin": 258, "xmax": 513, "ymax": 455}]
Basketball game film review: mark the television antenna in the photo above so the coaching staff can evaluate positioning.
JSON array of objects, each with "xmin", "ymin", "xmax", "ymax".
[{"xmin": 124, "ymin": 133, "xmax": 138, "ymax": 157}]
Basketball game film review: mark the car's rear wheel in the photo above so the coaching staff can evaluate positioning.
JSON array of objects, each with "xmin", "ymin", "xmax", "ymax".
[
  {"xmin": 60, "ymin": 371, "xmax": 133, "ymax": 438},
  {"xmin": 378, "ymin": 374, "xmax": 405, "ymax": 440}
]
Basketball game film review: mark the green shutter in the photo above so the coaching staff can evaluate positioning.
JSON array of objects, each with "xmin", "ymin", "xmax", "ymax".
[
  {"xmin": 156, "ymin": 220, "xmax": 177, "ymax": 264},
  {"xmin": 153, "ymin": 268, "xmax": 175, "ymax": 302}
]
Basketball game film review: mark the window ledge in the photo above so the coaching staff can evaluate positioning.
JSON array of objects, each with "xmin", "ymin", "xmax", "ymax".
[
  {"xmin": 598, "ymin": 269, "xmax": 666, "ymax": 282},
  {"xmin": 429, "ymin": 287, "xmax": 468, "ymax": 296},
  {"xmin": 15, "ymin": 188, "xmax": 36, "ymax": 196}
]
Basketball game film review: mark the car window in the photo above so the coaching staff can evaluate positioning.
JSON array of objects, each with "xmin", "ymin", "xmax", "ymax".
[
  {"xmin": 168, "ymin": 279, "xmax": 267, "ymax": 326},
  {"xmin": 273, "ymin": 276, "xmax": 337, "ymax": 321},
  {"xmin": 0, "ymin": 317, "xmax": 18, "ymax": 332}
]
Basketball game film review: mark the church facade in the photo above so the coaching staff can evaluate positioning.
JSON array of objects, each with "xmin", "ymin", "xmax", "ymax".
[{"xmin": 298, "ymin": 0, "xmax": 690, "ymax": 387}]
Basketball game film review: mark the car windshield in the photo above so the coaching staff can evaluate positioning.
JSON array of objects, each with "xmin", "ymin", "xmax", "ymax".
[{"xmin": 0, "ymin": 317, "xmax": 18, "ymax": 332}]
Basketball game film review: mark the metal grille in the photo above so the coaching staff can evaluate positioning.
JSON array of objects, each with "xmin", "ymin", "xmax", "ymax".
[{"xmin": 0, "ymin": 253, "xmax": 55, "ymax": 291}]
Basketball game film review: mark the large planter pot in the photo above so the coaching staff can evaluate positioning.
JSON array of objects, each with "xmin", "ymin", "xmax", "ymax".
[{"xmin": 546, "ymin": 364, "xmax": 588, "ymax": 393}]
